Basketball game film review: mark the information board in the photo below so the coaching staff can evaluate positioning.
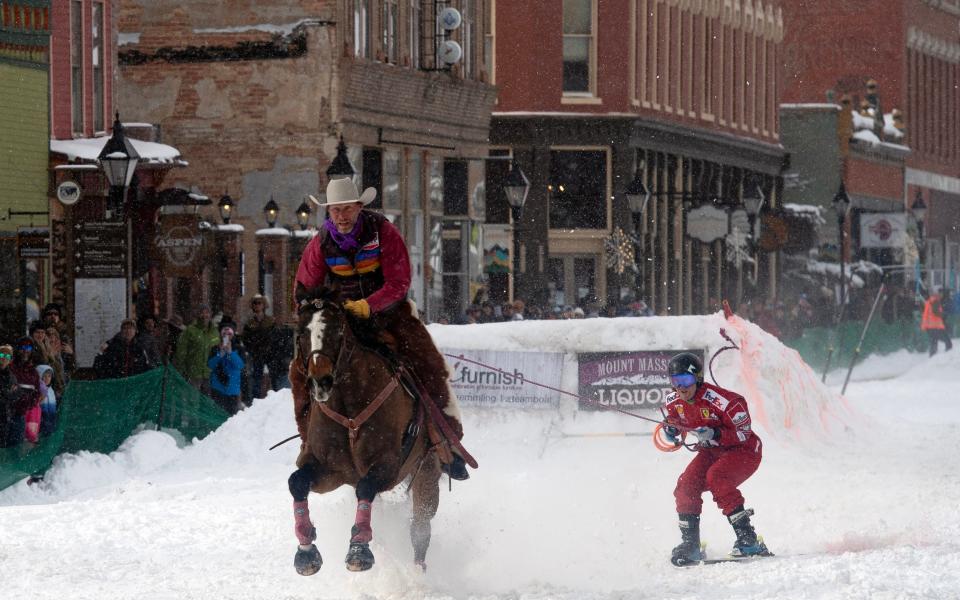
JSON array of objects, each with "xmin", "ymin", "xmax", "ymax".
[{"xmin": 74, "ymin": 278, "xmax": 126, "ymax": 368}]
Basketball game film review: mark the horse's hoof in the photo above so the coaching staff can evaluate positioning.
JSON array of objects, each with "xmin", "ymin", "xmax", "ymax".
[
  {"xmin": 294, "ymin": 544, "xmax": 323, "ymax": 576},
  {"xmin": 345, "ymin": 542, "xmax": 375, "ymax": 572}
]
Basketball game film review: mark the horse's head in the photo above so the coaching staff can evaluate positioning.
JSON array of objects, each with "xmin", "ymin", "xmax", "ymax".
[{"xmin": 295, "ymin": 285, "xmax": 347, "ymax": 404}]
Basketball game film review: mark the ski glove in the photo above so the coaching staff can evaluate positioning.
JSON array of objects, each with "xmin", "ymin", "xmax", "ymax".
[
  {"xmin": 693, "ymin": 426, "xmax": 719, "ymax": 448},
  {"xmin": 343, "ymin": 299, "xmax": 371, "ymax": 319},
  {"xmin": 663, "ymin": 425, "xmax": 680, "ymax": 445}
]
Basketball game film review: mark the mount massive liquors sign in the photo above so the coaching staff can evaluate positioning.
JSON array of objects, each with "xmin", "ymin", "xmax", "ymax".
[{"xmin": 577, "ymin": 349, "xmax": 705, "ymax": 411}]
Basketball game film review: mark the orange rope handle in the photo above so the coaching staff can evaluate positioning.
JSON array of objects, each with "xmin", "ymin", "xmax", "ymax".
[{"xmin": 653, "ymin": 423, "xmax": 682, "ymax": 452}]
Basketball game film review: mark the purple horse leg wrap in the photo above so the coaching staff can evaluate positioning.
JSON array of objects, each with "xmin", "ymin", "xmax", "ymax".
[
  {"xmin": 351, "ymin": 500, "xmax": 373, "ymax": 543},
  {"xmin": 293, "ymin": 500, "xmax": 316, "ymax": 546}
]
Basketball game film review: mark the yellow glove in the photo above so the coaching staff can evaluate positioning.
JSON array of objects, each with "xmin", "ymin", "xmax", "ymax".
[{"xmin": 343, "ymin": 299, "xmax": 371, "ymax": 319}]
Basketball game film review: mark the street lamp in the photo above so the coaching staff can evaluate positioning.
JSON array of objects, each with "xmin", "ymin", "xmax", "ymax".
[
  {"xmin": 96, "ymin": 113, "xmax": 140, "ymax": 218},
  {"xmin": 503, "ymin": 160, "xmax": 530, "ymax": 223},
  {"xmin": 625, "ymin": 171, "xmax": 651, "ymax": 234},
  {"xmin": 326, "ymin": 135, "xmax": 355, "ymax": 181},
  {"xmin": 295, "ymin": 200, "xmax": 313, "ymax": 230},
  {"xmin": 218, "ymin": 194, "xmax": 235, "ymax": 224},
  {"xmin": 263, "ymin": 198, "xmax": 279, "ymax": 228},
  {"xmin": 833, "ymin": 181, "xmax": 852, "ymax": 310},
  {"xmin": 743, "ymin": 178, "xmax": 765, "ymax": 243},
  {"xmin": 912, "ymin": 191, "xmax": 927, "ymax": 288}
]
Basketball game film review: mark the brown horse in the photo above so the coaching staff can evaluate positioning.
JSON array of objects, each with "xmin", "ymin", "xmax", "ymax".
[{"xmin": 287, "ymin": 287, "xmax": 442, "ymax": 575}]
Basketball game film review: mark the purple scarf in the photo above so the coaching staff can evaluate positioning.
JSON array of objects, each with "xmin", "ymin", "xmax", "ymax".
[{"xmin": 324, "ymin": 217, "xmax": 362, "ymax": 252}]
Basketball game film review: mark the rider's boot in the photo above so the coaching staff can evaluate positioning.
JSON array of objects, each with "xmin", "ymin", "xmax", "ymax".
[
  {"xmin": 728, "ymin": 506, "xmax": 771, "ymax": 557},
  {"xmin": 670, "ymin": 513, "xmax": 704, "ymax": 566}
]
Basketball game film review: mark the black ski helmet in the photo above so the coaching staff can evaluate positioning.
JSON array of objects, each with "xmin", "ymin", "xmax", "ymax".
[{"xmin": 668, "ymin": 352, "xmax": 703, "ymax": 382}]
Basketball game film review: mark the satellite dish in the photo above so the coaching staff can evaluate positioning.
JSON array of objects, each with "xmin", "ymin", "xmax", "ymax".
[
  {"xmin": 439, "ymin": 7, "xmax": 462, "ymax": 30},
  {"xmin": 439, "ymin": 40, "xmax": 463, "ymax": 64}
]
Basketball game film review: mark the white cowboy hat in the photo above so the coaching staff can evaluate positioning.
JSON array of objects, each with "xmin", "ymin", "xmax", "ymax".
[{"xmin": 308, "ymin": 178, "xmax": 377, "ymax": 207}]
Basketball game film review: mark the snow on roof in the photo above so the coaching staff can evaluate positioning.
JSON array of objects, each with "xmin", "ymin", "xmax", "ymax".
[
  {"xmin": 883, "ymin": 113, "xmax": 904, "ymax": 139},
  {"xmin": 255, "ymin": 227, "xmax": 294, "ymax": 237},
  {"xmin": 50, "ymin": 136, "xmax": 183, "ymax": 166},
  {"xmin": 852, "ymin": 129, "xmax": 882, "ymax": 145},
  {"xmin": 782, "ymin": 203, "xmax": 826, "ymax": 224},
  {"xmin": 293, "ymin": 229, "xmax": 317, "ymax": 238},
  {"xmin": 852, "ymin": 111, "xmax": 875, "ymax": 131},
  {"xmin": 193, "ymin": 19, "xmax": 314, "ymax": 35},
  {"xmin": 118, "ymin": 32, "xmax": 141, "ymax": 46}
]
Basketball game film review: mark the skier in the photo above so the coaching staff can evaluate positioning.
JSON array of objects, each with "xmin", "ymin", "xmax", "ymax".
[{"xmin": 661, "ymin": 352, "xmax": 770, "ymax": 566}]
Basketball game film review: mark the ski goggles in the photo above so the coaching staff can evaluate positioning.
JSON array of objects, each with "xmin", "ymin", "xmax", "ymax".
[
  {"xmin": 670, "ymin": 373, "xmax": 698, "ymax": 388},
  {"xmin": 0, "ymin": 353, "xmax": 11, "ymax": 360},
  {"xmin": 18, "ymin": 345, "xmax": 33, "ymax": 352}
]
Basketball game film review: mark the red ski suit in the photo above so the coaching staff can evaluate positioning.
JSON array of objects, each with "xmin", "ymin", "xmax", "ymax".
[{"xmin": 663, "ymin": 382, "xmax": 762, "ymax": 516}]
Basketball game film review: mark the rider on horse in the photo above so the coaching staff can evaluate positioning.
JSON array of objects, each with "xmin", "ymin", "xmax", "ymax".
[{"xmin": 295, "ymin": 177, "xmax": 470, "ymax": 480}]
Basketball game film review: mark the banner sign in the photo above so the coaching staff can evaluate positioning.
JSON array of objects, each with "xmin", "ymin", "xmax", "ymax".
[
  {"xmin": 577, "ymin": 349, "xmax": 705, "ymax": 411},
  {"xmin": 443, "ymin": 348, "xmax": 564, "ymax": 408},
  {"xmin": 859, "ymin": 213, "xmax": 906, "ymax": 248},
  {"xmin": 17, "ymin": 226, "xmax": 49, "ymax": 258},
  {"xmin": 153, "ymin": 214, "xmax": 206, "ymax": 277}
]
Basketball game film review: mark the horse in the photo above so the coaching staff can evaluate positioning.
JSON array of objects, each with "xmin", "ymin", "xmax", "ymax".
[{"xmin": 286, "ymin": 286, "xmax": 442, "ymax": 575}]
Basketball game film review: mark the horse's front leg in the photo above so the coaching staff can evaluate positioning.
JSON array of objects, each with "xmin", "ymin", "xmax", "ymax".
[
  {"xmin": 289, "ymin": 462, "xmax": 323, "ymax": 576},
  {"xmin": 345, "ymin": 471, "xmax": 390, "ymax": 572}
]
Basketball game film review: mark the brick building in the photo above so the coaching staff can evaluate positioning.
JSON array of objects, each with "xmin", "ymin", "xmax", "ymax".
[
  {"xmin": 116, "ymin": 0, "xmax": 496, "ymax": 324},
  {"xmin": 781, "ymin": 0, "xmax": 960, "ymax": 294},
  {"xmin": 488, "ymin": 0, "xmax": 788, "ymax": 315}
]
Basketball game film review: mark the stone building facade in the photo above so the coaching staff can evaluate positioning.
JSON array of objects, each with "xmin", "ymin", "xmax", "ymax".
[{"xmin": 117, "ymin": 0, "xmax": 496, "ymax": 325}]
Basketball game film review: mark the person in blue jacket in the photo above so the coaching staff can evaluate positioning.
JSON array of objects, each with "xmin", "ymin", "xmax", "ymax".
[{"xmin": 208, "ymin": 317, "xmax": 245, "ymax": 415}]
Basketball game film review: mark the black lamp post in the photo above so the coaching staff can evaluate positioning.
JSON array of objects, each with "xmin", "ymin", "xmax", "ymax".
[
  {"xmin": 833, "ymin": 181, "xmax": 852, "ymax": 310},
  {"xmin": 295, "ymin": 200, "xmax": 313, "ymax": 230},
  {"xmin": 503, "ymin": 160, "xmax": 530, "ymax": 223},
  {"xmin": 326, "ymin": 135, "xmax": 355, "ymax": 181},
  {"xmin": 743, "ymin": 179, "xmax": 765, "ymax": 244},
  {"xmin": 218, "ymin": 194, "xmax": 235, "ymax": 225},
  {"xmin": 263, "ymin": 198, "xmax": 279, "ymax": 228},
  {"xmin": 503, "ymin": 160, "xmax": 530, "ymax": 300},
  {"xmin": 625, "ymin": 171, "xmax": 651, "ymax": 234},
  {"xmin": 96, "ymin": 113, "xmax": 140, "ymax": 219},
  {"xmin": 912, "ymin": 191, "xmax": 927, "ymax": 287}
]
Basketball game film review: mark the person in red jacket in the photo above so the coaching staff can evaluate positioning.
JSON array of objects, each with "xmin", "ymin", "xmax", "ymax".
[
  {"xmin": 295, "ymin": 177, "xmax": 469, "ymax": 480},
  {"xmin": 661, "ymin": 352, "xmax": 770, "ymax": 566}
]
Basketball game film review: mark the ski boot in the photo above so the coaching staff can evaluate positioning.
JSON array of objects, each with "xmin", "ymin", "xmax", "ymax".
[
  {"xmin": 727, "ymin": 506, "xmax": 772, "ymax": 557},
  {"xmin": 670, "ymin": 513, "xmax": 704, "ymax": 566}
]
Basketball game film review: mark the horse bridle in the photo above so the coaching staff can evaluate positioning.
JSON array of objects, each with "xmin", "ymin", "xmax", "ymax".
[{"xmin": 296, "ymin": 299, "xmax": 356, "ymax": 386}]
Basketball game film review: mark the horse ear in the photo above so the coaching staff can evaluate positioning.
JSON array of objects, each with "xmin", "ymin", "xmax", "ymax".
[{"xmin": 294, "ymin": 282, "xmax": 313, "ymax": 305}]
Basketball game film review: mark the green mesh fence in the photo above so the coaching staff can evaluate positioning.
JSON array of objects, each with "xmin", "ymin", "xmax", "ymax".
[
  {"xmin": 782, "ymin": 316, "xmax": 928, "ymax": 376},
  {"xmin": 0, "ymin": 365, "xmax": 228, "ymax": 492}
]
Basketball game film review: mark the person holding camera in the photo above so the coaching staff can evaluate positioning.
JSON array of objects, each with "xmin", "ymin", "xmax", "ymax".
[{"xmin": 207, "ymin": 317, "xmax": 245, "ymax": 415}]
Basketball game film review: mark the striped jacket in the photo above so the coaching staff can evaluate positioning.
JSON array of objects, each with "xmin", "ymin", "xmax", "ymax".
[{"xmin": 295, "ymin": 210, "xmax": 411, "ymax": 314}]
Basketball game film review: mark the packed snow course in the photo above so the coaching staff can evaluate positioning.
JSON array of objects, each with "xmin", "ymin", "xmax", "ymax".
[{"xmin": 1, "ymin": 314, "xmax": 958, "ymax": 600}]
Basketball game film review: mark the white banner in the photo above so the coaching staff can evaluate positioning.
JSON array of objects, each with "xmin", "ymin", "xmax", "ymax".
[
  {"xmin": 443, "ymin": 348, "xmax": 564, "ymax": 408},
  {"xmin": 860, "ymin": 213, "xmax": 907, "ymax": 248}
]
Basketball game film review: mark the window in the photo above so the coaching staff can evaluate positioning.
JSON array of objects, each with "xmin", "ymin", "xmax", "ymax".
[
  {"xmin": 484, "ymin": 0, "xmax": 495, "ymax": 83},
  {"xmin": 382, "ymin": 149, "xmax": 401, "ymax": 210},
  {"xmin": 70, "ymin": 0, "xmax": 82, "ymax": 133},
  {"xmin": 361, "ymin": 147, "xmax": 382, "ymax": 209},
  {"xmin": 548, "ymin": 150, "xmax": 607, "ymax": 230},
  {"xmin": 381, "ymin": 0, "xmax": 398, "ymax": 63},
  {"xmin": 409, "ymin": 0, "xmax": 421, "ymax": 69},
  {"xmin": 353, "ymin": 0, "xmax": 371, "ymax": 59},
  {"xmin": 562, "ymin": 0, "xmax": 593, "ymax": 93},
  {"xmin": 92, "ymin": 2, "xmax": 104, "ymax": 132},
  {"xmin": 461, "ymin": 0, "xmax": 475, "ymax": 78}
]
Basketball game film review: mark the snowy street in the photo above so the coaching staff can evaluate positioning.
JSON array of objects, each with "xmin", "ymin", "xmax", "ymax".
[{"xmin": 1, "ymin": 316, "xmax": 958, "ymax": 600}]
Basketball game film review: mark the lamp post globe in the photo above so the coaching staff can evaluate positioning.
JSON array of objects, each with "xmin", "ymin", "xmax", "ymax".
[
  {"xmin": 326, "ymin": 136, "xmax": 356, "ymax": 182},
  {"xmin": 295, "ymin": 200, "xmax": 313, "ymax": 230},
  {"xmin": 96, "ymin": 113, "xmax": 140, "ymax": 216},
  {"xmin": 217, "ymin": 194, "xmax": 235, "ymax": 225},
  {"xmin": 833, "ymin": 182, "xmax": 852, "ymax": 313},
  {"xmin": 263, "ymin": 198, "xmax": 280, "ymax": 228},
  {"xmin": 503, "ymin": 160, "xmax": 530, "ymax": 223}
]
